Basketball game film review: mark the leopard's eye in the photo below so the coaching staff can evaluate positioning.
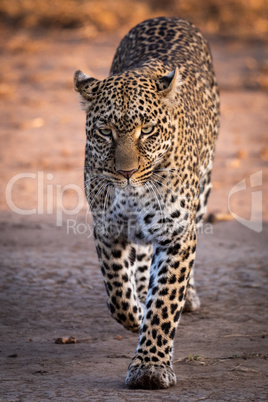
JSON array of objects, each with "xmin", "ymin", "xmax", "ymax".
[
  {"xmin": 141, "ymin": 126, "xmax": 154, "ymax": 135},
  {"xmin": 98, "ymin": 128, "xmax": 112, "ymax": 137}
]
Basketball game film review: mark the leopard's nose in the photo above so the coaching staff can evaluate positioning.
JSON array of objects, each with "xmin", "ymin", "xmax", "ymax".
[{"xmin": 117, "ymin": 168, "xmax": 138, "ymax": 179}]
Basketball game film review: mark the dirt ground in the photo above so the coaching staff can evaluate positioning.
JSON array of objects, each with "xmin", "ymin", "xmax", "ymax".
[{"xmin": 0, "ymin": 22, "xmax": 268, "ymax": 401}]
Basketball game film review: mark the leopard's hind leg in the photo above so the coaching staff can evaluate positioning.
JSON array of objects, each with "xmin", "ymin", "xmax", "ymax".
[{"xmin": 184, "ymin": 170, "xmax": 212, "ymax": 312}]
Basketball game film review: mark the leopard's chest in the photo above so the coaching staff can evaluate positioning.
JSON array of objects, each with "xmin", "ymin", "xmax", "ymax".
[{"xmin": 96, "ymin": 182, "xmax": 189, "ymax": 244}]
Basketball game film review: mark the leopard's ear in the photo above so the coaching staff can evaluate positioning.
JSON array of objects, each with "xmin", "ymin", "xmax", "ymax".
[
  {"xmin": 73, "ymin": 70, "xmax": 100, "ymax": 110},
  {"xmin": 156, "ymin": 67, "xmax": 183, "ymax": 107}
]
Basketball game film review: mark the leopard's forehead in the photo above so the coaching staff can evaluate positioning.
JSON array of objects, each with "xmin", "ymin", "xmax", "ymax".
[
  {"xmin": 92, "ymin": 73, "xmax": 161, "ymax": 131},
  {"xmin": 103, "ymin": 72, "xmax": 156, "ymax": 95}
]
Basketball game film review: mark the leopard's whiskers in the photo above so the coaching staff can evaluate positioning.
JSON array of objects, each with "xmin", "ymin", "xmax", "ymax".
[
  {"xmin": 85, "ymin": 179, "xmax": 106, "ymax": 208},
  {"xmin": 103, "ymin": 183, "xmax": 112, "ymax": 217},
  {"xmin": 84, "ymin": 175, "xmax": 107, "ymax": 190},
  {"xmin": 84, "ymin": 181, "xmax": 103, "ymax": 201},
  {"xmin": 149, "ymin": 180, "xmax": 165, "ymax": 223},
  {"xmin": 147, "ymin": 181, "xmax": 164, "ymax": 223},
  {"xmin": 84, "ymin": 176, "xmax": 101, "ymax": 189},
  {"xmin": 90, "ymin": 182, "xmax": 110, "ymax": 211},
  {"xmin": 151, "ymin": 175, "xmax": 193, "ymax": 216}
]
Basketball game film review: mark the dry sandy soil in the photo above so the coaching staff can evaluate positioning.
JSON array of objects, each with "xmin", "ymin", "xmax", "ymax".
[{"xmin": 0, "ymin": 24, "xmax": 268, "ymax": 401}]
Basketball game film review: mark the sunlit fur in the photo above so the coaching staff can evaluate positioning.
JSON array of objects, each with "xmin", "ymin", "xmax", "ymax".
[{"xmin": 74, "ymin": 17, "xmax": 219, "ymax": 390}]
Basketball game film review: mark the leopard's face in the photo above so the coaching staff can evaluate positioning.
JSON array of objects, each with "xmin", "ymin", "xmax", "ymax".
[{"xmin": 75, "ymin": 69, "xmax": 182, "ymax": 188}]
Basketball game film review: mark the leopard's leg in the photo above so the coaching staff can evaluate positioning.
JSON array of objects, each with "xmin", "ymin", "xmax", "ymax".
[
  {"xmin": 195, "ymin": 170, "xmax": 212, "ymax": 228},
  {"xmin": 126, "ymin": 223, "xmax": 197, "ymax": 389},
  {"xmin": 135, "ymin": 244, "xmax": 153, "ymax": 304},
  {"xmin": 183, "ymin": 265, "xmax": 200, "ymax": 312},
  {"xmin": 183, "ymin": 171, "xmax": 212, "ymax": 312},
  {"xmin": 94, "ymin": 232, "xmax": 145, "ymax": 333}
]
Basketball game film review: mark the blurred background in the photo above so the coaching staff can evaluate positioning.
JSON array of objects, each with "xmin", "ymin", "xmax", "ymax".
[
  {"xmin": 0, "ymin": 0, "xmax": 267, "ymax": 39},
  {"xmin": 0, "ymin": 0, "xmax": 267, "ymax": 220}
]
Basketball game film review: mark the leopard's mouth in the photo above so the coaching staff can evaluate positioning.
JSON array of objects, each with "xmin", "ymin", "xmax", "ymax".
[
  {"xmin": 104, "ymin": 170, "xmax": 154, "ymax": 189},
  {"xmin": 113, "ymin": 179, "xmax": 147, "ymax": 189}
]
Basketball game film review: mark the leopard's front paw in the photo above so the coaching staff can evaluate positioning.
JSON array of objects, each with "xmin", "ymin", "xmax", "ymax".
[{"xmin": 125, "ymin": 363, "xmax": 177, "ymax": 389}]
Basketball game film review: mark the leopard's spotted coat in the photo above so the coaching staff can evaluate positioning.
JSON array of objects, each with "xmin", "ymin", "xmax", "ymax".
[{"xmin": 74, "ymin": 17, "xmax": 219, "ymax": 389}]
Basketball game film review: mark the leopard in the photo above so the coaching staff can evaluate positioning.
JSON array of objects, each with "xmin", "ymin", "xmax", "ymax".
[{"xmin": 74, "ymin": 17, "xmax": 219, "ymax": 390}]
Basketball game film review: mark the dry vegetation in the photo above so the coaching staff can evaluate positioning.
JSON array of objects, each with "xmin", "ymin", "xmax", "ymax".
[{"xmin": 0, "ymin": 0, "xmax": 268, "ymax": 40}]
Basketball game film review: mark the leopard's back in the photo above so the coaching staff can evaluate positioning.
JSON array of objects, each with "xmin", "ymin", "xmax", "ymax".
[{"xmin": 111, "ymin": 17, "xmax": 216, "ymax": 88}]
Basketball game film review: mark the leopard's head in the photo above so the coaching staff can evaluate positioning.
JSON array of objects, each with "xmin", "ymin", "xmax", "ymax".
[{"xmin": 74, "ymin": 68, "xmax": 182, "ymax": 188}]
